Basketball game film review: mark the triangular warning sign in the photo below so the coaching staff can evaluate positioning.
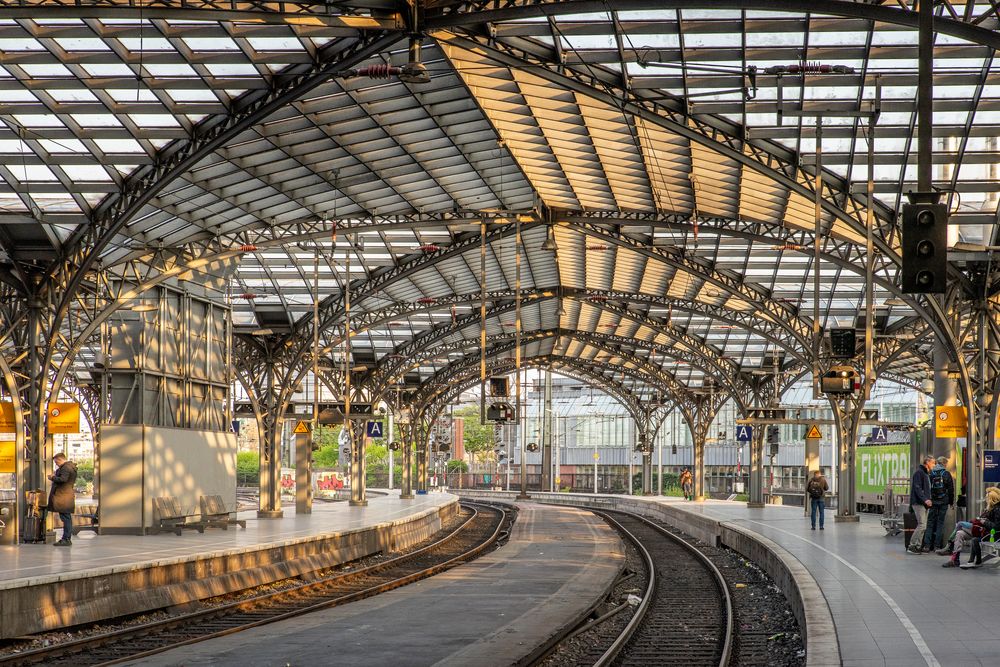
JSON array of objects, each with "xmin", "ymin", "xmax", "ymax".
[
  {"xmin": 293, "ymin": 421, "xmax": 310, "ymax": 434},
  {"xmin": 805, "ymin": 424, "xmax": 822, "ymax": 439}
]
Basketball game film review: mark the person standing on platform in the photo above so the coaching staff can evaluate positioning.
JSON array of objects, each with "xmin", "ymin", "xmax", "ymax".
[
  {"xmin": 907, "ymin": 455, "xmax": 934, "ymax": 554},
  {"xmin": 922, "ymin": 456, "xmax": 954, "ymax": 552},
  {"xmin": 47, "ymin": 452, "xmax": 77, "ymax": 547},
  {"xmin": 679, "ymin": 468, "xmax": 693, "ymax": 501},
  {"xmin": 806, "ymin": 469, "xmax": 828, "ymax": 530}
]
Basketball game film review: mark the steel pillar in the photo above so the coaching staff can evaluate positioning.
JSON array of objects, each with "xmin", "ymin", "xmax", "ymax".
[
  {"xmin": 349, "ymin": 421, "xmax": 367, "ymax": 506},
  {"xmin": 934, "ymin": 339, "xmax": 961, "ymax": 529},
  {"xmin": 294, "ymin": 424, "xmax": 313, "ymax": 514},
  {"xmin": 256, "ymin": 360, "xmax": 283, "ymax": 519},
  {"xmin": 400, "ymin": 421, "xmax": 414, "ymax": 499},
  {"xmin": 692, "ymin": 432, "xmax": 706, "ymax": 501},
  {"xmin": 541, "ymin": 369, "xmax": 553, "ymax": 493},
  {"xmin": 416, "ymin": 422, "xmax": 428, "ymax": 493},
  {"xmin": 832, "ymin": 397, "xmax": 861, "ymax": 522},
  {"xmin": 641, "ymin": 451, "xmax": 652, "ymax": 495},
  {"xmin": 748, "ymin": 429, "xmax": 765, "ymax": 508}
]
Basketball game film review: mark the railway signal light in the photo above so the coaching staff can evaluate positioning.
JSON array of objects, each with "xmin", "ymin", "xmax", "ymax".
[
  {"xmin": 901, "ymin": 200, "xmax": 948, "ymax": 293},
  {"xmin": 766, "ymin": 425, "xmax": 780, "ymax": 457},
  {"xmin": 829, "ymin": 328, "xmax": 856, "ymax": 359},
  {"xmin": 821, "ymin": 366, "xmax": 859, "ymax": 394}
]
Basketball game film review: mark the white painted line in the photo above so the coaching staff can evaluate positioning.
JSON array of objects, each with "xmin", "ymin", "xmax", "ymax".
[{"xmin": 743, "ymin": 518, "xmax": 940, "ymax": 667}]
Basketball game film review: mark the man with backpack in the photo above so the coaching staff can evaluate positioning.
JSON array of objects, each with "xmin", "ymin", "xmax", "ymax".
[
  {"xmin": 922, "ymin": 455, "xmax": 954, "ymax": 552},
  {"xmin": 806, "ymin": 469, "xmax": 828, "ymax": 530}
]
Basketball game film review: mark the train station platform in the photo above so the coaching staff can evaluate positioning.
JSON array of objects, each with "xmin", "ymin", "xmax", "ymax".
[
  {"xmin": 0, "ymin": 493, "xmax": 458, "ymax": 639},
  {"xmin": 457, "ymin": 490, "xmax": 998, "ymax": 667},
  {"xmin": 124, "ymin": 502, "xmax": 624, "ymax": 667}
]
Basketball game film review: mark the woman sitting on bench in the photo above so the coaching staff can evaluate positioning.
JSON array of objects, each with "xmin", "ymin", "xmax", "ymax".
[{"xmin": 942, "ymin": 487, "xmax": 1000, "ymax": 568}]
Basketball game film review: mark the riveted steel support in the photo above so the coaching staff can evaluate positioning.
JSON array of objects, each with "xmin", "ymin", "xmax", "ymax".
[
  {"xmin": 256, "ymin": 358, "xmax": 284, "ymax": 519},
  {"xmin": 400, "ymin": 421, "xmax": 414, "ymax": 499},
  {"xmin": 832, "ymin": 397, "xmax": 861, "ymax": 522},
  {"xmin": 748, "ymin": 427, "xmax": 765, "ymax": 508}
]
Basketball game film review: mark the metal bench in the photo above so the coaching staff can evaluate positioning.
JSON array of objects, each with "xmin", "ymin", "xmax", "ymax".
[
  {"xmin": 72, "ymin": 506, "xmax": 99, "ymax": 534},
  {"xmin": 152, "ymin": 496, "xmax": 205, "ymax": 536},
  {"xmin": 199, "ymin": 495, "xmax": 246, "ymax": 530}
]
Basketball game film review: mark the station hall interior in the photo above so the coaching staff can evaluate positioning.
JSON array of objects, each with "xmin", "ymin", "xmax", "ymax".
[{"xmin": 3, "ymin": 1, "xmax": 1000, "ymax": 666}]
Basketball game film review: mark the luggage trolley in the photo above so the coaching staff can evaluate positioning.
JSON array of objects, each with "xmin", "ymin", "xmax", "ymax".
[{"xmin": 880, "ymin": 477, "xmax": 911, "ymax": 536}]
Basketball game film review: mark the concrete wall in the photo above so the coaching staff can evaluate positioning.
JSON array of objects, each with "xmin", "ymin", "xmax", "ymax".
[
  {"xmin": 100, "ymin": 425, "xmax": 237, "ymax": 533},
  {"xmin": 455, "ymin": 490, "xmax": 839, "ymax": 667},
  {"xmin": 0, "ymin": 500, "xmax": 457, "ymax": 639}
]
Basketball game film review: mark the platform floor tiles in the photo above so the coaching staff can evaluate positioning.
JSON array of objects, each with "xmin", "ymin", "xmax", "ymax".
[
  {"xmin": 0, "ymin": 493, "xmax": 454, "ymax": 587},
  {"xmin": 124, "ymin": 502, "xmax": 624, "ymax": 667},
  {"xmin": 664, "ymin": 498, "xmax": 999, "ymax": 667}
]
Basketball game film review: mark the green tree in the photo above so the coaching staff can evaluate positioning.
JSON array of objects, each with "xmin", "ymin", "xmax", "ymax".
[
  {"xmin": 311, "ymin": 425, "xmax": 342, "ymax": 468},
  {"xmin": 453, "ymin": 405, "xmax": 494, "ymax": 460},
  {"xmin": 236, "ymin": 451, "xmax": 259, "ymax": 485},
  {"xmin": 76, "ymin": 458, "xmax": 94, "ymax": 484},
  {"xmin": 447, "ymin": 459, "xmax": 468, "ymax": 473}
]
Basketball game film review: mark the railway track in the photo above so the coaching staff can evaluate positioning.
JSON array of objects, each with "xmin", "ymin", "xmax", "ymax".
[
  {"xmin": 538, "ymin": 509, "xmax": 733, "ymax": 667},
  {"xmin": 1, "ymin": 501, "xmax": 514, "ymax": 667}
]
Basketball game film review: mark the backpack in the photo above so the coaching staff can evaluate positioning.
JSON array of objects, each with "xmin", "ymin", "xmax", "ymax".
[
  {"xmin": 808, "ymin": 479, "xmax": 824, "ymax": 499},
  {"xmin": 930, "ymin": 468, "xmax": 948, "ymax": 503}
]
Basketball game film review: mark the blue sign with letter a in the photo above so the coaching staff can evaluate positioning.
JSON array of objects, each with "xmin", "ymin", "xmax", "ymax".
[
  {"xmin": 366, "ymin": 420, "xmax": 384, "ymax": 438},
  {"xmin": 736, "ymin": 425, "xmax": 753, "ymax": 442},
  {"xmin": 870, "ymin": 426, "xmax": 887, "ymax": 443}
]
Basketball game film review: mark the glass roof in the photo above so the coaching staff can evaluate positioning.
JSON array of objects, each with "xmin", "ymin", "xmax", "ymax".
[{"xmin": 6, "ymin": 2, "xmax": 989, "ymax": 416}]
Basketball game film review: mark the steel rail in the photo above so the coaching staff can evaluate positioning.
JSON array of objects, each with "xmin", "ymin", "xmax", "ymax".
[
  {"xmin": 591, "ymin": 510, "xmax": 657, "ymax": 667},
  {"xmin": 1, "ymin": 502, "xmax": 511, "ymax": 667},
  {"xmin": 592, "ymin": 509, "xmax": 733, "ymax": 667}
]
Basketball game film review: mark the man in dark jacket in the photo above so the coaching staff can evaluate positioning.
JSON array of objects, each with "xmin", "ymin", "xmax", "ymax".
[
  {"xmin": 47, "ymin": 452, "xmax": 77, "ymax": 546},
  {"xmin": 923, "ymin": 456, "xmax": 954, "ymax": 552},
  {"xmin": 908, "ymin": 455, "xmax": 935, "ymax": 554}
]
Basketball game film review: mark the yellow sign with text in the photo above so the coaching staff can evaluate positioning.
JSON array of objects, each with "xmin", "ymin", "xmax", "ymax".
[
  {"xmin": 48, "ymin": 402, "xmax": 80, "ymax": 434},
  {"xmin": 0, "ymin": 440, "xmax": 14, "ymax": 473},
  {"xmin": 935, "ymin": 406, "xmax": 968, "ymax": 438},
  {"xmin": 293, "ymin": 421, "xmax": 311, "ymax": 434},
  {"xmin": 0, "ymin": 403, "xmax": 13, "ymax": 433}
]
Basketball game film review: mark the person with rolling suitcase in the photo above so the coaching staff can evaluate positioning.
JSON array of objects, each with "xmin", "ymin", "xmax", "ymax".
[{"xmin": 47, "ymin": 452, "xmax": 77, "ymax": 546}]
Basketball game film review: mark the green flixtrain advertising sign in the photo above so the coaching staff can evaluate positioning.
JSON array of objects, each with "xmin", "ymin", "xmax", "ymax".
[
  {"xmin": 856, "ymin": 444, "xmax": 910, "ymax": 496},
  {"xmin": 856, "ymin": 443, "xmax": 963, "ymax": 497}
]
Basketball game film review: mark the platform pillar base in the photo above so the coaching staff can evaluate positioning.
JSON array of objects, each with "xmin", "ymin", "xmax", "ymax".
[
  {"xmin": 746, "ymin": 502, "xmax": 765, "ymax": 508},
  {"xmin": 257, "ymin": 510, "xmax": 284, "ymax": 519},
  {"xmin": 693, "ymin": 495, "xmax": 705, "ymax": 502},
  {"xmin": 515, "ymin": 493, "xmax": 531, "ymax": 500},
  {"xmin": 399, "ymin": 493, "xmax": 414, "ymax": 499},
  {"xmin": 835, "ymin": 514, "xmax": 860, "ymax": 523},
  {"xmin": 349, "ymin": 499, "xmax": 368, "ymax": 507}
]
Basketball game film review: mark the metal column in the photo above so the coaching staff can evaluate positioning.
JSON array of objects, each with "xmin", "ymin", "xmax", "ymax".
[
  {"xmin": 349, "ymin": 421, "xmax": 367, "ymax": 507},
  {"xmin": 541, "ymin": 368, "xmax": 552, "ymax": 492},
  {"xmin": 400, "ymin": 420, "xmax": 413, "ymax": 499},
  {"xmin": 748, "ymin": 428, "xmax": 765, "ymax": 508},
  {"xmin": 416, "ymin": 422, "xmax": 428, "ymax": 493},
  {"xmin": 934, "ymin": 341, "xmax": 959, "ymax": 524},
  {"xmin": 294, "ymin": 423, "xmax": 313, "ymax": 514}
]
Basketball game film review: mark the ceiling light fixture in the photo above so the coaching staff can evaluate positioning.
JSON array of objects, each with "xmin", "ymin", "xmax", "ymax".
[{"xmin": 541, "ymin": 224, "xmax": 557, "ymax": 251}]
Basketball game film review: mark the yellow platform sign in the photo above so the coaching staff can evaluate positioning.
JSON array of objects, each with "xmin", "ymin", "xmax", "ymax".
[
  {"xmin": 805, "ymin": 424, "xmax": 822, "ymax": 439},
  {"xmin": 0, "ymin": 402, "xmax": 13, "ymax": 433},
  {"xmin": 0, "ymin": 440, "xmax": 14, "ymax": 473},
  {"xmin": 48, "ymin": 402, "xmax": 80, "ymax": 434},
  {"xmin": 935, "ymin": 406, "xmax": 968, "ymax": 438},
  {"xmin": 293, "ymin": 421, "xmax": 311, "ymax": 434}
]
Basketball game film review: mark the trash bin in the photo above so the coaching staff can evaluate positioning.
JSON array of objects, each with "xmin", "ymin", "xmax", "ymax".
[{"xmin": 0, "ymin": 501, "xmax": 16, "ymax": 545}]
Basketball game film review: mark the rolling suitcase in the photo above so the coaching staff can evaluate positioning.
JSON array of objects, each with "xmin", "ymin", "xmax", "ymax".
[
  {"xmin": 21, "ymin": 513, "xmax": 44, "ymax": 543},
  {"xmin": 903, "ymin": 511, "xmax": 917, "ymax": 550}
]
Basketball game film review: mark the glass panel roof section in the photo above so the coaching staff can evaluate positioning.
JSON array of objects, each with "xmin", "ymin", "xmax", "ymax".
[{"xmin": 9, "ymin": 3, "xmax": 972, "ymax": 407}]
